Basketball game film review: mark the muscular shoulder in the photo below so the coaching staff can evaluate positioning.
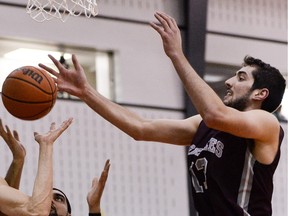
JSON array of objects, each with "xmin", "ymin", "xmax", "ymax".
[
  {"xmin": 209, "ymin": 108, "xmax": 279, "ymax": 141},
  {"xmin": 244, "ymin": 110, "xmax": 282, "ymax": 164},
  {"xmin": 246, "ymin": 109, "xmax": 280, "ymax": 139}
]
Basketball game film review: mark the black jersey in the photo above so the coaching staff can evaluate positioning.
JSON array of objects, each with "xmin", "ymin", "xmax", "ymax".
[{"xmin": 187, "ymin": 121, "xmax": 284, "ymax": 216}]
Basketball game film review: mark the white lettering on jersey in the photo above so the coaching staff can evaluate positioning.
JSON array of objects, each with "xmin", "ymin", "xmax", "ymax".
[{"xmin": 188, "ymin": 137, "xmax": 224, "ymax": 158}]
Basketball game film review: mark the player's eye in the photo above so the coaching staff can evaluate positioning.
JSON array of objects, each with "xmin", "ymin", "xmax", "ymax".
[
  {"xmin": 238, "ymin": 76, "xmax": 245, "ymax": 81},
  {"xmin": 54, "ymin": 195, "xmax": 65, "ymax": 202}
]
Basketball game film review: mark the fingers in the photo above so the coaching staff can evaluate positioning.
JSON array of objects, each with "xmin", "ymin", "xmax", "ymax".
[
  {"xmin": 104, "ymin": 159, "xmax": 110, "ymax": 170},
  {"xmin": 51, "ymin": 118, "xmax": 73, "ymax": 133},
  {"xmin": 0, "ymin": 123, "xmax": 11, "ymax": 144},
  {"xmin": 5, "ymin": 125, "xmax": 14, "ymax": 142},
  {"xmin": 90, "ymin": 160, "xmax": 111, "ymax": 189},
  {"xmin": 51, "ymin": 118, "xmax": 73, "ymax": 140},
  {"xmin": 71, "ymin": 54, "xmax": 81, "ymax": 72},
  {"xmin": 150, "ymin": 21, "xmax": 162, "ymax": 35},
  {"xmin": 150, "ymin": 11, "xmax": 178, "ymax": 33},
  {"xmin": 91, "ymin": 177, "xmax": 99, "ymax": 187},
  {"xmin": 5, "ymin": 125, "xmax": 11, "ymax": 135},
  {"xmin": 13, "ymin": 130, "xmax": 20, "ymax": 141},
  {"xmin": 154, "ymin": 12, "xmax": 170, "ymax": 32},
  {"xmin": 0, "ymin": 119, "xmax": 8, "ymax": 137},
  {"xmin": 38, "ymin": 63, "xmax": 59, "ymax": 78},
  {"xmin": 50, "ymin": 122, "xmax": 56, "ymax": 131},
  {"xmin": 103, "ymin": 159, "xmax": 111, "ymax": 175},
  {"xmin": 48, "ymin": 54, "xmax": 66, "ymax": 71},
  {"xmin": 0, "ymin": 119, "xmax": 4, "ymax": 132},
  {"xmin": 34, "ymin": 118, "xmax": 73, "ymax": 144},
  {"xmin": 0, "ymin": 119, "xmax": 23, "ymax": 152},
  {"xmin": 99, "ymin": 159, "xmax": 110, "ymax": 185},
  {"xmin": 59, "ymin": 117, "xmax": 74, "ymax": 132},
  {"xmin": 50, "ymin": 118, "xmax": 73, "ymax": 140},
  {"xmin": 39, "ymin": 54, "xmax": 65, "ymax": 78},
  {"xmin": 101, "ymin": 159, "xmax": 110, "ymax": 177},
  {"xmin": 157, "ymin": 11, "xmax": 176, "ymax": 25}
]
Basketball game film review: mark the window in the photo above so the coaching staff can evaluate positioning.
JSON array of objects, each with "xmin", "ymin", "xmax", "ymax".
[{"xmin": 0, "ymin": 38, "xmax": 114, "ymax": 100}]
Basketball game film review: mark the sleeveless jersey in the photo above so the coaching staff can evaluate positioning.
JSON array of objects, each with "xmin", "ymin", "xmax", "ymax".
[{"xmin": 187, "ymin": 121, "xmax": 284, "ymax": 216}]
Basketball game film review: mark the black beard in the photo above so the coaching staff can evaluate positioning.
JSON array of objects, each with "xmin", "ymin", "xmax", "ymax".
[
  {"xmin": 224, "ymin": 93, "xmax": 250, "ymax": 111},
  {"xmin": 49, "ymin": 205, "xmax": 58, "ymax": 216}
]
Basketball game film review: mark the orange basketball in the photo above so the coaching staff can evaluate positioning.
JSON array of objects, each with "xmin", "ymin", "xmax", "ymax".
[{"xmin": 1, "ymin": 66, "xmax": 57, "ymax": 120}]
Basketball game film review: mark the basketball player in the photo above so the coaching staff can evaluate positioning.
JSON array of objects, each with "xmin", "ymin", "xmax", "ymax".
[
  {"xmin": 0, "ymin": 118, "xmax": 73, "ymax": 215},
  {"xmin": 0, "ymin": 122, "xmax": 110, "ymax": 216},
  {"xmin": 50, "ymin": 188, "xmax": 72, "ymax": 216},
  {"xmin": 39, "ymin": 11, "xmax": 286, "ymax": 215}
]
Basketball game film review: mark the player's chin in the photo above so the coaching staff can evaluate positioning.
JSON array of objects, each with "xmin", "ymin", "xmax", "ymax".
[{"xmin": 223, "ymin": 97, "xmax": 231, "ymax": 106}]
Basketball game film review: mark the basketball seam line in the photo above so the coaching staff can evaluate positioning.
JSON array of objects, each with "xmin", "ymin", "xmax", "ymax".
[
  {"xmin": 2, "ymin": 93, "xmax": 53, "ymax": 104},
  {"xmin": 20, "ymin": 108, "xmax": 52, "ymax": 120},
  {"xmin": 5, "ymin": 76, "xmax": 55, "ymax": 95},
  {"xmin": 34, "ymin": 67, "xmax": 57, "ymax": 113},
  {"xmin": 34, "ymin": 67, "xmax": 56, "ymax": 94}
]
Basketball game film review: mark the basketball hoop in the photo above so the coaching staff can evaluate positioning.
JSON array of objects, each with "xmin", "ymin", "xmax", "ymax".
[{"xmin": 26, "ymin": 0, "xmax": 99, "ymax": 22}]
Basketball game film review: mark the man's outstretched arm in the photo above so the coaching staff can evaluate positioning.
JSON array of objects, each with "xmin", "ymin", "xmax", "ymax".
[{"xmin": 39, "ymin": 54, "xmax": 201, "ymax": 146}]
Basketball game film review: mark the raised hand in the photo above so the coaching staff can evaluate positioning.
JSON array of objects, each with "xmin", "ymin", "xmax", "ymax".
[
  {"xmin": 0, "ymin": 119, "xmax": 26, "ymax": 162},
  {"xmin": 0, "ymin": 119, "xmax": 26, "ymax": 190},
  {"xmin": 87, "ymin": 159, "xmax": 111, "ymax": 213},
  {"xmin": 34, "ymin": 117, "xmax": 73, "ymax": 146},
  {"xmin": 39, "ymin": 54, "xmax": 89, "ymax": 99},
  {"xmin": 150, "ymin": 11, "xmax": 183, "ymax": 59}
]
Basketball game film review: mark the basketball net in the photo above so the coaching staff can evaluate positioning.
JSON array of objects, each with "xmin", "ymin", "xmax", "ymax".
[{"xmin": 26, "ymin": 0, "xmax": 99, "ymax": 22}]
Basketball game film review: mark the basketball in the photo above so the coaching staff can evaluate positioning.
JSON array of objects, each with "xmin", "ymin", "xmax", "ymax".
[{"xmin": 1, "ymin": 66, "xmax": 57, "ymax": 120}]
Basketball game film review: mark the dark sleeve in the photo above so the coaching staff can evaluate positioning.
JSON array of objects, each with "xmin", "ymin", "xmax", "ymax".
[{"xmin": 89, "ymin": 214, "xmax": 101, "ymax": 216}]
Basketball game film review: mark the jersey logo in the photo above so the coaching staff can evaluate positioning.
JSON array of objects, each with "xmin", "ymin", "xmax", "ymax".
[{"xmin": 188, "ymin": 137, "xmax": 224, "ymax": 158}]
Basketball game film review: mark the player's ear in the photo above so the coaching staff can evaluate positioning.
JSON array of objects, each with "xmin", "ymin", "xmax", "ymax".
[{"xmin": 253, "ymin": 88, "xmax": 269, "ymax": 101}]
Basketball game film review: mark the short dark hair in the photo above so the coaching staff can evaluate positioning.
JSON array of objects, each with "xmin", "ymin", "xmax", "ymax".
[
  {"xmin": 53, "ymin": 188, "xmax": 72, "ymax": 214},
  {"xmin": 243, "ymin": 56, "xmax": 286, "ymax": 112}
]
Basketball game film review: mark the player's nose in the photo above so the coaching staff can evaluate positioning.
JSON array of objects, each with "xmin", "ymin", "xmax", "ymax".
[{"xmin": 225, "ymin": 77, "xmax": 233, "ymax": 88}]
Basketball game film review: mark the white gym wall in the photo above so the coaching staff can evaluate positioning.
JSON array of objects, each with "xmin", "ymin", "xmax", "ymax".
[{"xmin": 0, "ymin": 0, "xmax": 286, "ymax": 216}]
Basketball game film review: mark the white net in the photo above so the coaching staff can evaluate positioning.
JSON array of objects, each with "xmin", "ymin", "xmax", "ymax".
[{"xmin": 26, "ymin": 0, "xmax": 99, "ymax": 22}]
